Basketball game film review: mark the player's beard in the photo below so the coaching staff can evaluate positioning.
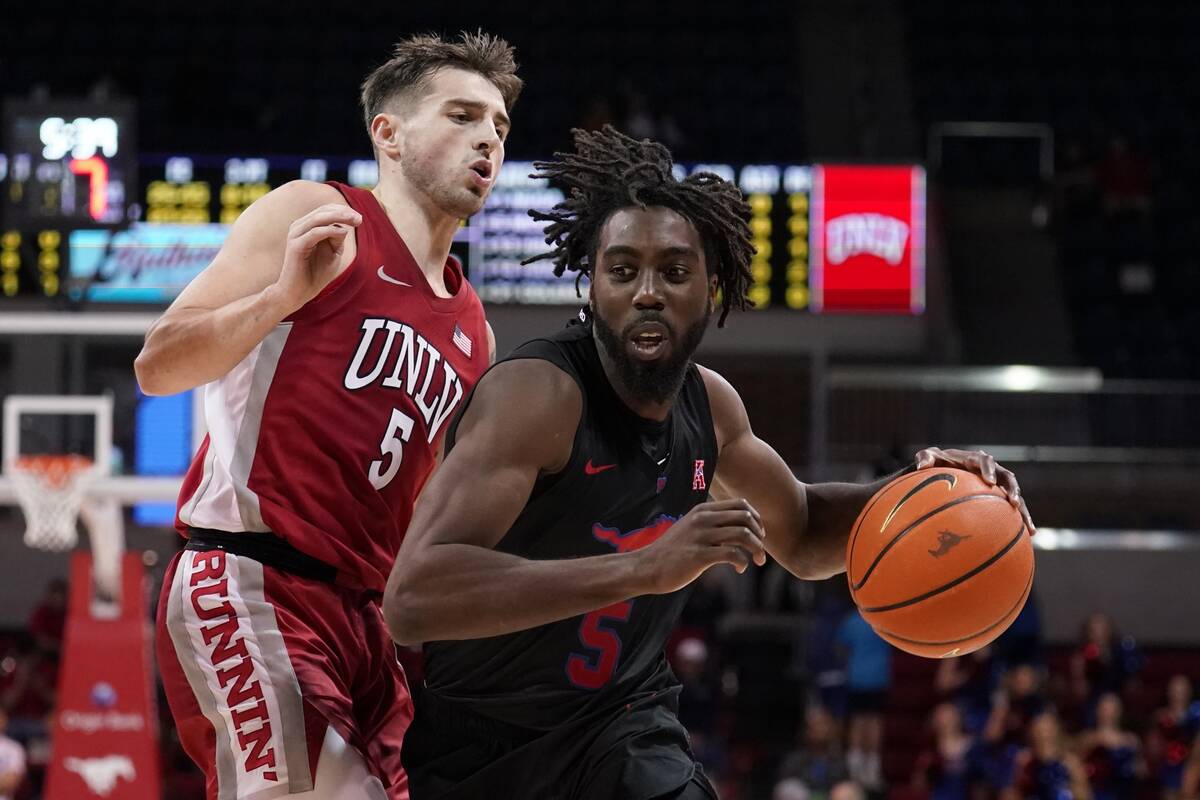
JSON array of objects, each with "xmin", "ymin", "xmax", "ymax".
[
  {"xmin": 593, "ymin": 304, "xmax": 711, "ymax": 406},
  {"xmin": 401, "ymin": 149, "xmax": 488, "ymax": 220}
]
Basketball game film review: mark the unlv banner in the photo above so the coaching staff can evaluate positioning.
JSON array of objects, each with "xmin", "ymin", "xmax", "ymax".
[
  {"xmin": 45, "ymin": 553, "xmax": 160, "ymax": 800},
  {"xmin": 810, "ymin": 165, "xmax": 926, "ymax": 313}
]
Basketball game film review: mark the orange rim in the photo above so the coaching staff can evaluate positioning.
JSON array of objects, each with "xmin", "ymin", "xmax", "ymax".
[{"xmin": 13, "ymin": 454, "xmax": 94, "ymax": 490}]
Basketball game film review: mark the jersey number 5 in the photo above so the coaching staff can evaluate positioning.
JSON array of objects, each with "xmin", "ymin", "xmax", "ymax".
[
  {"xmin": 565, "ymin": 601, "xmax": 632, "ymax": 690},
  {"xmin": 368, "ymin": 408, "xmax": 415, "ymax": 490}
]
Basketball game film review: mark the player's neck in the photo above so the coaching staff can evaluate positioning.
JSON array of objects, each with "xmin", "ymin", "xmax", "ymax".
[{"xmin": 371, "ymin": 182, "xmax": 460, "ymax": 281}]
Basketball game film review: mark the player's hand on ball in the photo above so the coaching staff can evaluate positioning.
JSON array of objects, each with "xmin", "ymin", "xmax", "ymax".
[
  {"xmin": 272, "ymin": 204, "xmax": 362, "ymax": 314},
  {"xmin": 914, "ymin": 447, "xmax": 1035, "ymax": 534},
  {"xmin": 638, "ymin": 498, "xmax": 767, "ymax": 594}
]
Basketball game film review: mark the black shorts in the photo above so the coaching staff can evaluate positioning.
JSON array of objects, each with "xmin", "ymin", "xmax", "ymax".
[
  {"xmin": 846, "ymin": 689, "xmax": 888, "ymax": 714},
  {"xmin": 404, "ymin": 687, "xmax": 716, "ymax": 800}
]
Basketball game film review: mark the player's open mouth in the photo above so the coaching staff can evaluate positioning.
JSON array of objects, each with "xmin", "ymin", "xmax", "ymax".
[
  {"xmin": 629, "ymin": 323, "xmax": 669, "ymax": 359},
  {"xmin": 468, "ymin": 160, "xmax": 493, "ymax": 188}
]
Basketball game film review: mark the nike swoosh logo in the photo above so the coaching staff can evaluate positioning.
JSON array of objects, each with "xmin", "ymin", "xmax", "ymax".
[
  {"xmin": 880, "ymin": 472, "xmax": 958, "ymax": 533},
  {"xmin": 584, "ymin": 459, "xmax": 617, "ymax": 476},
  {"xmin": 377, "ymin": 266, "xmax": 412, "ymax": 287}
]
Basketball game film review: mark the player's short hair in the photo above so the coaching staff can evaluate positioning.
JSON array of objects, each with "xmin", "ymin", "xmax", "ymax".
[
  {"xmin": 523, "ymin": 126, "xmax": 755, "ymax": 327},
  {"xmin": 360, "ymin": 31, "xmax": 523, "ymax": 132}
]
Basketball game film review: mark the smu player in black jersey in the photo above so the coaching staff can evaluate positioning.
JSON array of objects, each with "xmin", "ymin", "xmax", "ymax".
[{"xmin": 384, "ymin": 126, "xmax": 1035, "ymax": 800}]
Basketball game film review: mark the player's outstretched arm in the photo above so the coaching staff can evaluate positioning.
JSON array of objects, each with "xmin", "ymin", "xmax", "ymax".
[
  {"xmin": 134, "ymin": 180, "xmax": 358, "ymax": 396},
  {"xmin": 383, "ymin": 359, "xmax": 766, "ymax": 645},
  {"xmin": 700, "ymin": 367, "xmax": 1033, "ymax": 580}
]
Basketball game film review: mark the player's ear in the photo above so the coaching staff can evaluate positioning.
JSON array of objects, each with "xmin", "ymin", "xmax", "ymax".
[
  {"xmin": 708, "ymin": 274, "xmax": 718, "ymax": 311},
  {"xmin": 370, "ymin": 113, "xmax": 404, "ymax": 160}
]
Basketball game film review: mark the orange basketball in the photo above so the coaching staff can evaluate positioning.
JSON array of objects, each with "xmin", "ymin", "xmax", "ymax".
[{"xmin": 846, "ymin": 467, "xmax": 1034, "ymax": 659}]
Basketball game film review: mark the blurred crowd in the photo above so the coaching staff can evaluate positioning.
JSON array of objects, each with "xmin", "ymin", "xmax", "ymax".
[
  {"xmin": 2, "ymin": 572, "xmax": 1199, "ymax": 800},
  {"xmin": 0, "ymin": 580, "xmax": 64, "ymax": 800},
  {"xmin": 663, "ymin": 573, "xmax": 1200, "ymax": 800}
]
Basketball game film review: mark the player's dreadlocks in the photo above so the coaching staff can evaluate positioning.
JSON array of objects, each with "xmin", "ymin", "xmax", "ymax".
[{"xmin": 522, "ymin": 125, "xmax": 755, "ymax": 327}]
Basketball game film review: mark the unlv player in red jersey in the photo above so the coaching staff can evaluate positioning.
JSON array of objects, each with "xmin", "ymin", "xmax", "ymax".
[{"xmin": 134, "ymin": 32, "xmax": 522, "ymax": 800}]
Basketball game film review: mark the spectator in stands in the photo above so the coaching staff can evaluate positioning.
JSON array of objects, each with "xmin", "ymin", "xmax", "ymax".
[
  {"xmin": 1003, "ymin": 712, "xmax": 1091, "ymax": 800},
  {"xmin": 835, "ymin": 611, "xmax": 890, "ymax": 795},
  {"xmin": 911, "ymin": 702, "xmax": 984, "ymax": 800},
  {"xmin": 26, "ymin": 579, "xmax": 67, "ymax": 656},
  {"xmin": 773, "ymin": 777, "xmax": 812, "ymax": 800},
  {"xmin": 995, "ymin": 590, "xmax": 1043, "ymax": 668},
  {"xmin": 674, "ymin": 637, "xmax": 719, "ymax": 735},
  {"xmin": 982, "ymin": 663, "xmax": 1047, "ymax": 787},
  {"xmin": 1147, "ymin": 675, "xmax": 1200, "ymax": 800},
  {"xmin": 0, "ymin": 709, "xmax": 25, "ymax": 800},
  {"xmin": 672, "ymin": 637, "xmax": 731, "ymax": 789},
  {"xmin": 935, "ymin": 645, "xmax": 1000, "ymax": 734},
  {"xmin": 0, "ymin": 641, "xmax": 57, "ymax": 745},
  {"xmin": 777, "ymin": 705, "xmax": 849, "ymax": 797},
  {"xmin": 804, "ymin": 583, "xmax": 853, "ymax": 718},
  {"xmin": 1070, "ymin": 613, "xmax": 1142, "ymax": 717},
  {"xmin": 829, "ymin": 780, "xmax": 866, "ymax": 800},
  {"xmin": 1078, "ymin": 693, "xmax": 1143, "ymax": 800}
]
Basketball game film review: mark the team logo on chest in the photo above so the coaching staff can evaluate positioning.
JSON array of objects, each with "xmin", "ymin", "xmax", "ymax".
[
  {"xmin": 343, "ymin": 317, "xmax": 465, "ymax": 443},
  {"xmin": 592, "ymin": 514, "xmax": 678, "ymax": 553}
]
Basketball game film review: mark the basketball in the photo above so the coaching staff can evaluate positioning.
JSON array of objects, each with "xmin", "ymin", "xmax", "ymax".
[{"xmin": 846, "ymin": 467, "xmax": 1035, "ymax": 659}]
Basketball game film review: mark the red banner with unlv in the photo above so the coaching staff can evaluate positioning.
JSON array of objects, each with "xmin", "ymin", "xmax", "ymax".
[{"xmin": 810, "ymin": 165, "xmax": 926, "ymax": 313}]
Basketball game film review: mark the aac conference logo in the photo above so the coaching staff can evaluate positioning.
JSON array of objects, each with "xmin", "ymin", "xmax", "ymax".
[{"xmin": 825, "ymin": 212, "xmax": 911, "ymax": 266}]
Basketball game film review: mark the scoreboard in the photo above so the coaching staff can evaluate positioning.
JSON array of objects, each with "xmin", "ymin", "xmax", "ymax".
[
  {"xmin": 2, "ymin": 100, "xmax": 137, "ymax": 230},
  {"xmin": 1, "ymin": 100, "xmax": 138, "ymax": 298},
  {"xmin": 2, "ymin": 137, "xmax": 925, "ymax": 313}
]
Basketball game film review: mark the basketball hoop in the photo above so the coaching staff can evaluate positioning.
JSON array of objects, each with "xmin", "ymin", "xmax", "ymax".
[{"xmin": 10, "ymin": 455, "xmax": 97, "ymax": 551}]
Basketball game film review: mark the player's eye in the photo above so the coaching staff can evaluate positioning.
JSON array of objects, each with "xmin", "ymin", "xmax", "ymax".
[
  {"xmin": 610, "ymin": 264, "xmax": 634, "ymax": 279},
  {"xmin": 450, "ymin": 112, "xmax": 470, "ymax": 123},
  {"xmin": 665, "ymin": 266, "xmax": 689, "ymax": 281}
]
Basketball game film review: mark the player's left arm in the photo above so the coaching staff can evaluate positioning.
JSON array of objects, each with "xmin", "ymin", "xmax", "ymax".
[{"xmin": 699, "ymin": 366, "xmax": 1034, "ymax": 580}]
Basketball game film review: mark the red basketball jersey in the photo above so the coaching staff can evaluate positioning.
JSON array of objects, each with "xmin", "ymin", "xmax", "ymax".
[{"xmin": 176, "ymin": 182, "xmax": 489, "ymax": 592}]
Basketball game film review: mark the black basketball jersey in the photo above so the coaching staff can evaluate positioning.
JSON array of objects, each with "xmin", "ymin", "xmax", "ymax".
[{"xmin": 422, "ymin": 321, "xmax": 719, "ymax": 731}]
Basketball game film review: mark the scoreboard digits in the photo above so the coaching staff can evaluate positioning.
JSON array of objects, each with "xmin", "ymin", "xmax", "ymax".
[
  {"xmin": 1, "ymin": 230, "xmax": 19, "ymax": 297},
  {"xmin": 784, "ymin": 166, "xmax": 812, "ymax": 310},
  {"xmin": 37, "ymin": 229, "xmax": 61, "ymax": 296},
  {"xmin": 737, "ymin": 164, "xmax": 782, "ymax": 310},
  {"xmin": 147, "ymin": 158, "xmax": 211, "ymax": 224},
  {"xmin": 220, "ymin": 158, "xmax": 270, "ymax": 223}
]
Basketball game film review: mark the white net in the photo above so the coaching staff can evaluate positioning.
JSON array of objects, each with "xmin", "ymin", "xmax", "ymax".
[{"xmin": 11, "ymin": 456, "xmax": 97, "ymax": 551}]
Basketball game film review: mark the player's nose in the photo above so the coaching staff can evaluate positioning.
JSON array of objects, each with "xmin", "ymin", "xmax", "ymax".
[
  {"xmin": 632, "ymin": 271, "xmax": 665, "ymax": 309},
  {"xmin": 476, "ymin": 124, "xmax": 502, "ymax": 155}
]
